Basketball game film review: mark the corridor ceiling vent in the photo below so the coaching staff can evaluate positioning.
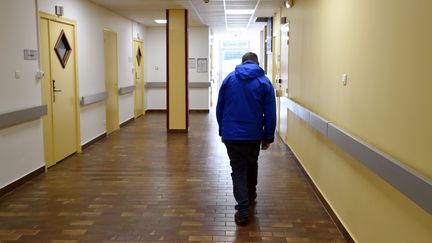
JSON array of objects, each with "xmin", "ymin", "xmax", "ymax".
[{"xmin": 223, "ymin": 0, "xmax": 261, "ymax": 32}]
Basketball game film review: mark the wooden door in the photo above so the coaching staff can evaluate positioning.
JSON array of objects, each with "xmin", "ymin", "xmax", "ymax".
[
  {"xmin": 40, "ymin": 13, "xmax": 80, "ymax": 167},
  {"xmin": 133, "ymin": 39, "xmax": 144, "ymax": 118},
  {"xmin": 104, "ymin": 30, "xmax": 119, "ymax": 134}
]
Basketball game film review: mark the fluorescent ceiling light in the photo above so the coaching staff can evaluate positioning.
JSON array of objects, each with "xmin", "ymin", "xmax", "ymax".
[
  {"xmin": 154, "ymin": 19, "xmax": 167, "ymax": 24},
  {"xmin": 227, "ymin": 28, "xmax": 247, "ymax": 32},
  {"xmin": 226, "ymin": 9, "xmax": 254, "ymax": 15}
]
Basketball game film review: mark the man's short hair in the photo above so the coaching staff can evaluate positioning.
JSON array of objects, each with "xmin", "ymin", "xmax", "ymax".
[{"xmin": 242, "ymin": 52, "xmax": 259, "ymax": 65}]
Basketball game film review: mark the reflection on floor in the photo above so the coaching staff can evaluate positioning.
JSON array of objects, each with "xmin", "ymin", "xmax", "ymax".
[{"xmin": 0, "ymin": 111, "xmax": 345, "ymax": 242}]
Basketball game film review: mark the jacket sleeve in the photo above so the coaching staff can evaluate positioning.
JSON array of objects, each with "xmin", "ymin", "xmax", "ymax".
[
  {"xmin": 263, "ymin": 81, "xmax": 276, "ymax": 143},
  {"xmin": 216, "ymin": 81, "xmax": 225, "ymax": 137}
]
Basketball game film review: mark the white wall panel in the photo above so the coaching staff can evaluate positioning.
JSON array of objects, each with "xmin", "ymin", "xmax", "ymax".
[
  {"xmin": 144, "ymin": 26, "xmax": 210, "ymax": 110},
  {"xmin": 188, "ymin": 27, "xmax": 209, "ymax": 83},
  {"xmin": 0, "ymin": 0, "xmax": 44, "ymax": 189},
  {"xmin": 145, "ymin": 27, "xmax": 166, "ymax": 83},
  {"xmin": 189, "ymin": 89, "xmax": 209, "ymax": 110},
  {"xmin": 80, "ymin": 102, "xmax": 106, "ymax": 144},
  {"xmin": 146, "ymin": 89, "xmax": 166, "ymax": 110}
]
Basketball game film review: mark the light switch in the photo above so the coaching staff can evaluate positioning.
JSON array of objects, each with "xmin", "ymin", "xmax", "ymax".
[
  {"xmin": 341, "ymin": 73, "xmax": 348, "ymax": 86},
  {"xmin": 15, "ymin": 71, "xmax": 20, "ymax": 79}
]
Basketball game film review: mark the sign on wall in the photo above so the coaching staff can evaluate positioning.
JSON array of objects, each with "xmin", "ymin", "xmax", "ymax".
[
  {"xmin": 188, "ymin": 58, "xmax": 196, "ymax": 69},
  {"xmin": 221, "ymin": 40, "xmax": 249, "ymax": 49},
  {"xmin": 197, "ymin": 58, "xmax": 207, "ymax": 73}
]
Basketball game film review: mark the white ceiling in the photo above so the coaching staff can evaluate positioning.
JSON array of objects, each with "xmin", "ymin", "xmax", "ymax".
[{"xmin": 88, "ymin": 0, "xmax": 283, "ymax": 31}]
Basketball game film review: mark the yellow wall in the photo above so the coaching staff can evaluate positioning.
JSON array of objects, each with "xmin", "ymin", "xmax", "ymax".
[
  {"xmin": 279, "ymin": 0, "xmax": 432, "ymax": 242},
  {"xmin": 272, "ymin": 9, "xmax": 281, "ymax": 87},
  {"xmin": 167, "ymin": 9, "xmax": 187, "ymax": 130}
]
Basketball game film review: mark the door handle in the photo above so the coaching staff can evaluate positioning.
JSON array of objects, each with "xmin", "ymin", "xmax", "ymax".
[
  {"xmin": 53, "ymin": 80, "xmax": 62, "ymax": 102},
  {"xmin": 53, "ymin": 80, "xmax": 62, "ymax": 92}
]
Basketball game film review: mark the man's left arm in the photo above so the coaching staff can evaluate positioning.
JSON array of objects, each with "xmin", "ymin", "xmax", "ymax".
[
  {"xmin": 216, "ymin": 82, "xmax": 225, "ymax": 137},
  {"xmin": 262, "ymin": 81, "xmax": 276, "ymax": 145}
]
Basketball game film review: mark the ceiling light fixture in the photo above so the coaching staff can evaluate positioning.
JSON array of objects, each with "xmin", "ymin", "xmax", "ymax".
[
  {"xmin": 223, "ymin": 0, "xmax": 228, "ymax": 30},
  {"xmin": 245, "ymin": 0, "xmax": 261, "ymax": 31},
  {"xmin": 227, "ymin": 28, "xmax": 247, "ymax": 32},
  {"xmin": 225, "ymin": 9, "xmax": 255, "ymax": 15},
  {"xmin": 223, "ymin": 0, "xmax": 261, "ymax": 32},
  {"xmin": 154, "ymin": 19, "xmax": 167, "ymax": 24}
]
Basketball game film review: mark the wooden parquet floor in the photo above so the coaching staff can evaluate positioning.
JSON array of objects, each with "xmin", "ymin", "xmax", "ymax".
[{"xmin": 0, "ymin": 111, "xmax": 346, "ymax": 243}]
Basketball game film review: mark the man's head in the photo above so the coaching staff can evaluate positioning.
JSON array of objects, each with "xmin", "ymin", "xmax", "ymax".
[{"xmin": 242, "ymin": 52, "xmax": 259, "ymax": 65}]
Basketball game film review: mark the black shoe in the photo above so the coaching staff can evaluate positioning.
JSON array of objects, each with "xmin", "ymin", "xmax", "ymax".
[{"xmin": 234, "ymin": 212, "xmax": 248, "ymax": 226}]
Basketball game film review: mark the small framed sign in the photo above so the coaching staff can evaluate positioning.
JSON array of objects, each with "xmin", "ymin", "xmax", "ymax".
[
  {"xmin": 197, "ymin": 58, "xmax": 207, "ymax": 73},
  {"xmin": 188, "ymin": 58, "xmax": 196, "ymax": 69}
]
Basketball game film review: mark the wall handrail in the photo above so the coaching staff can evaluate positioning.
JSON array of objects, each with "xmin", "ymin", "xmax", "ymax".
[
  {"xmin": 118, "ymin": 85, "xmax": 135, "ymax": 95},
  {"xmin": 284, "ymin": 97, "xmax": 432, "ymax": 214},
  {"xmin": 0, "ymin": 105, "xmax": 47, "ymax": 129},
  {"xmin": 80, "ymin": 91, "xmax": 108, "ymax": 106},
  {"xmin": 145, "ymin": 82, "xmax": 211, "ymax": 88}
]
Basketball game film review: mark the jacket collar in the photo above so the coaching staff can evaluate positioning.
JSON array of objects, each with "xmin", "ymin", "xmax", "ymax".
[{"xmin": 243, "ymin": 60, "xmax": 257, "ymax": 65}]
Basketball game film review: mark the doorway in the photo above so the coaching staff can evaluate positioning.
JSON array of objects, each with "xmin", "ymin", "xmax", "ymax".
[
  {"xmin": 133, "ymin": 39, "xmax": 144, "ymax": 118},
  {"xmin": 218, "ymin": 40, "xmax": 250, "ymax": 89},
  {"xmin": 39, "ymin": 13, "xmax": 80, "ymax": 167},
  {"xmin": 104, "ymin": 30, "xmax": 119, "ymax": 134}
]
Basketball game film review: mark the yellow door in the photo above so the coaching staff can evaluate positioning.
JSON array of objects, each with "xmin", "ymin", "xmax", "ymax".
[
  {"xmin": 40, "ymin": 14, "xmax": 80, "ymax": 167},
  {"xmin": 133, "ymin": 39, "xmax": 144, "ymax": 118},
  {"xmin": 104, "ymin": 31, "xmax": 119, "ymax": 134},
  {"xmin": 272, "ymin": 35, "xmax": 281, "ymax": 133}
]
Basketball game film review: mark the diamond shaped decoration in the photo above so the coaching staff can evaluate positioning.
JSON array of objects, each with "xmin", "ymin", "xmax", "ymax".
[
  {"xmin": 136, "ymin": 47, "xmax": 142, "ymax": 67},
  {"xmin": 54, "ymin": 30, "xmax": 72, "ymax": 69}
]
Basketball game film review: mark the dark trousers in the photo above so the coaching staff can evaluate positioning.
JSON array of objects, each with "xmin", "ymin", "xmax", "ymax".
[{"xmin": 224, "ymin": 140, "xmax": 261, "ymax": 217}]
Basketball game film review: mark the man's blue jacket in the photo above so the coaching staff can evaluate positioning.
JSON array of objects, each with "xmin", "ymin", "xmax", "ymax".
[{"xmin": 216, "ymin": 60, "xmax": 276, "ymax": 143}]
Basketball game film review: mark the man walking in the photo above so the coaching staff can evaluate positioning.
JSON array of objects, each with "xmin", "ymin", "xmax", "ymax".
[{"xmin": 216, "ymin": 52, "xmax": 276, "ymax": 226}]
